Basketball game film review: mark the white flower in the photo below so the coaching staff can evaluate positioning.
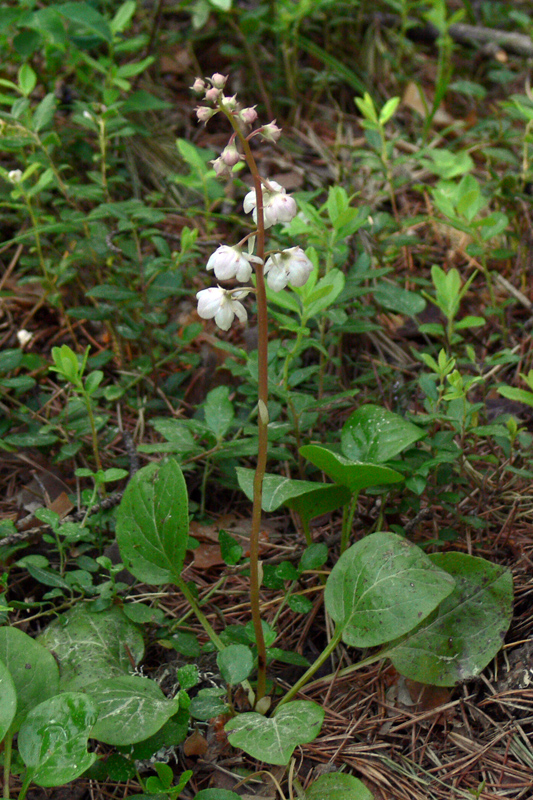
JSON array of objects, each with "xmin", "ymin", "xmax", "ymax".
[
  {"xmin": 196, "ymin": 287, "xmax": 249, "ymax": 330},
  {"xmin": 8, "ymin": 170, "xmax": 22, "ymax": 184},
  {"xmin": 16, "ymin": 329, "xmax": 32, "ymax": 347},
  {"xmin": 264, "ymin": 247, "xmax": 314, "ymax": 292},
  {"xmin": 243, "ymin": 180, "xmax": 297, "ymax": 228},
  {"xmin": 206, "ymin": 245, "xmax": 253, "ymax": 282}
]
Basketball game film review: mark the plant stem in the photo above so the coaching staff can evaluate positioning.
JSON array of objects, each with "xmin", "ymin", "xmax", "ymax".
[
  {"xmin": 277, "ymin": 626, "xmax": 343, "ymax": 707},
  {"xmin": 340, "ymin": 493, "xmax": 358, "ymax": 553},
  {"xmin": 228, "ymin": 113, "xmax": 269, "ymax": 703},
  {"xmin": 2, "ymin": 731, "xmax": 12, "ymax": 799},
  {"xmin": 175, "ymin": 575, "xmax": 226, "ymax": 652}
]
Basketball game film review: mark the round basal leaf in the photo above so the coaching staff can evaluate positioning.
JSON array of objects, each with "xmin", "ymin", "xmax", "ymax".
[
  {"xmin": 0, "ymin": 626, "xmax": 59, "ymax": 730},
  {"xmin": 286, "ymin": 483, "xmax": 351, "ymax": 528},
  {"xmin": 341, "ymin": 404, "xmax": 425, "ymax": 463},
  {"xmin": 236, "ymin": 467, "xmax": 331, "ymax": 513},
  {"xmin": 18, "ymin": 692, "xmax": 97, "ymax": 787},
  {"xmin": 194, "ymin": 790, "xmax": 241, "ymax": 800},
  {"xmin": 225, "ymin": 700, "xmax": 324, "ymax": 766},
  {"xmin": 217, "ymin": 644, "xmax": 253, "ymax": 686},
  {"xmin": 299, "ymin": 446, "xmax": 403, "ymax": 494},
  {"xmin": 189, "ymin": 687, "xmax": 228, "ymax": 721},
  {"xmin": 305, "ymin": 772, "xmax": 374, "ymax": 800},
  {"xmin": 325, "ymin": 532, "xmax": 455, "ymax": 647},
  {"xmin": 388, "ymin": 553, "xmax": 513, "ymax": 686},
  {"xmin": 37, "ymin": 604, "xmax": 144, "ymax": 691},
  {"xmin": 116, "ymin": 459, "xmax": 189, "ymax": 584},
  {"xmin": 0, "ymin": 657, "xmax": 16, "ymax": 739},
  {"xmin": 86, "ymin": 675, "xmax": 180, "ymax": 745}
]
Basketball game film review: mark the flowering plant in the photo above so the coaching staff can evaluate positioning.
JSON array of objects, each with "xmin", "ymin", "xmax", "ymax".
[{"xmin": 192, "ymin": 74, "xmax": 315, "ymax": 704}]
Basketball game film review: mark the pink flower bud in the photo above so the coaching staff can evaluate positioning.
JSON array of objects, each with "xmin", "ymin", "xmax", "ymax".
[
  {"xmin": 240, "ymin": 106, "xmax": 258, "ymax": 124},
  {"xmin": 191, "ymin": 77, "xmax": 206, "ymax": 94},
  {"xmin": 211, "ymin": 73, "xmax": 227, "ymax": 89},
  {"xmin": 221, "ymin": 143, "xmax": 242, "ymax": 167},
  {"xmin": 260, "ymin": 120, "xmax": 282, "ymax": 142},
  {"xmin": 211, "ymin": 157, "xmax": 232, "ymax": 178},
  {"xmin": 223, "ymin": 95, "xmax": 238, "ymax": 111},
  {"xmin": 196, "ymin": 106, "xmax": 216, "ymax": 123},
  {"xmin": 205, "ymin": 86, "xmax": 221, "ymax": 103}
]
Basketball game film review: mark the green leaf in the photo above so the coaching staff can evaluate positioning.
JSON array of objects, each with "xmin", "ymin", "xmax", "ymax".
[
  {"xmin": 302, "ymin": 269, "xmax": 345, "ymax": 319},
  {"xmin": 115, "ymin": 459, "xmax": 189, "ymax": 584},
  {"xmin": 325, "ymin": 532, "xmax": 455, "ymax": 647},
  {"xmin": 236, "ymin": 467, "xmax": 350, "ymax": 518},
  {"xmin": 110, "ymin": 0, "xmax": 136, "ymax": 34},
  {"xmin": 32, "ymin": 92, "xmax": 56, "ymax": 132},
  {"xmin": 37, "ymin": 605, "xmax": 144, "ymax": 691},
  {"xmin": 87, "ymin": 675, "xmax": 180, "ymax": 745},
  {"xmin": 388, "ymin": 553, "xmax": 513, "ymax": 686},
  {"xmin": 0, "ymin": 626, "xmax": 59, "ymax": 730},
  {"xmin": 497, "ymin": 385, "xmax": 533, "ymax": 408},
  {"xmin": 217, "ymin": 644, "xmax": 253, "ymax": 685},
  {"xmin": 57, "ymin": 2, "xmax": 112, "ymax": 41},
  {"xmin": 204, "ymin": 385, "xmax": 234, "ymax": 439},
  {"xmin": 189, "ymin": 687, "xmax": 227, "ymax": 721},
  {"xmin": 299, "ymin": 543, "xmax": 329, "ymax": 572},
  {"xmin": 225, "ymin": 700, "xmax": 324, "ymax": 765},
  {"xmin": 194, "ymin": 791, "xmax": 241, "ymax": 800},
  {"xmin": 341, "ymin": 404, "xmax": 425, "ymax": 463},
  {"xmin": 306, "ymin": 772, "xmax": 374, "ymax": 800},
  {"xmin": 18, "ymin": 63, "xmax": 37, "ymax": 96},
  {"xmin": 373, "ymin": 283, "xmax": 426, "ymax": 316},
  {"xmin": 300, "ymin": 445, "xmax": 404, "ymax": 494},
  {"xmin": 0, "ymin": 657, "xmax": 16, "ymax": 739},
  {"xmin": 18, "ymin": 693, "xmax": 97, "ymax": 786},
  {"xmin": 219, "ymin": 530, "xmax": 243, "ymax": 566}
]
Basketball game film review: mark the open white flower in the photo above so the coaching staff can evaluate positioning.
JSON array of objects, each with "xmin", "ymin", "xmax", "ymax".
[
  {"xmin": 243, "ymin": 180, "xmax": 297, "ymax": 228},
  {"xmin": 207, "ymin": 245, "xmax": 254, "ymax": 282},
  {"xmin": 264, "ymin": 247, "xmax": 313, "ymax": 292},
  {"xmin": 196, "ymin": 286, "xmax": 249, "ymax": 330}
]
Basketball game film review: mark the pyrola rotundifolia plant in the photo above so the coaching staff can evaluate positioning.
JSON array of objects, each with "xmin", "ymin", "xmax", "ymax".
[{"xmin": 192, "ymin": 74, "xmax": 313, "ymax": 703}]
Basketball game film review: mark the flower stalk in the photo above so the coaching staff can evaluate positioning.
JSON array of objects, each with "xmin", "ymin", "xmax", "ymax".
[{"xmin": 193, "ymin": 74, "xmax": 310, "ymax": 705}]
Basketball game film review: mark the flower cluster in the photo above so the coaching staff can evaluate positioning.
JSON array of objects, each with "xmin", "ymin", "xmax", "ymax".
[{"xmin": 193, "ymin": 74, "xmax": 313, "ymax": 331}]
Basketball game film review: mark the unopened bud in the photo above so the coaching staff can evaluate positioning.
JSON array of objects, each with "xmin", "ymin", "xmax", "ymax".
[
  {"xmin": 223, "ymin": 94, "xmax": 238, "ymax": 111},
  {"xmin": 221, "ymin": 143, "xmax": 242, "ymax": 167},
  {"xmin": 191, "ymin": 77, "xmax": 206, "ymax": 94},
  {"xmin": 260, "ymin": 120, "xmax": 282, "ymax": 142},
  {"xmin": 211, "ymin": 157, "xmax": 232, "ymax": 178},
  {"xmin": 196, "ymin": 106, "xmax": 216, "ymax": 123},
  {"xmin": 8, "ymin": 169, "xmax": 22, "ymax": 183},
  {"xmin": 240, "ymin": 106, "xmax": 258, "ymax": 124},
  {"xmin": 205, "ymin": 86, "xmax": 221, "ymax": 103},
  {"xmin": 211, "ymin": 73, "xmax": 227, "ymax": 89}
]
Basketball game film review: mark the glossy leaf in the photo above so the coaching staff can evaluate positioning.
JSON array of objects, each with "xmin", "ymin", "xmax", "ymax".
[
  {"xmin": 116, "ymin": 458, "xmax": 189, "ymax": 584},
  {"xmin": 325, "ymin": 532, "xmax": 455, "ymax": 647},
  {"xmin": 373, "ymin": 283, "xmax": 426, "ymax": 316},
  {"xmin": 388, "ymin": 553, "xmax": 513, "ymax": 686},
  {"xmin": 236, "ymin": 467, "xmax": 344, "ymax": 513},
  {"xmin": 38, "ymin": 605, "xmax": 144, "ymax": 691},
  {"xmin": 87, "ymin": 675, "xmax": 180, "ymax": 745},
  {"xmin": 18, "ymin": 692, "xmax": 97, "ymax": 787},
  {"xmin": 0, "ymin": 657, "xmax": 16, "ymax": 739},
  {"xmin": 300, "ymin": 445, "xmax": 403, "ymax": 494},
  {"xmin": 306, "ymin": 772, "xmax": 374, "ymax": 800},
  {"xmin": 286, "ymin": 483, "xmax": 351, "ymax": 529},
  {"xmin": 341, "ymin": 404, "xmax": 425, "ymax": 463},
  {"xmin": 225, "ymin": 700, "xmax": 324, "ymax": 765},
  {"xmin": 0, "ymin": 626, "xmax": 59, "ymax": 730}
]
